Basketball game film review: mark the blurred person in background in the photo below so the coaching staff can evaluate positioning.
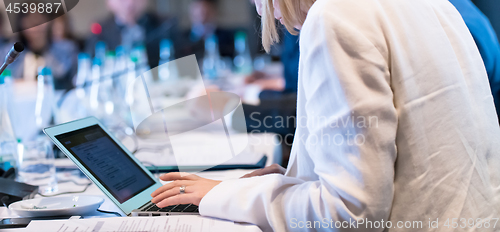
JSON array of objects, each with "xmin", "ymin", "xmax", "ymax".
[
  {"xmin": 235, "ymin": 0, "xmax": 300, "ymax": 167},
  {"xmin": 244, "ymin": 29, "xmax": 299, "ymax": 93},
  {"xmin": 0, "ymin": 14, "xmax": 12, "ymax": 60},
  {"xmin": 449, "ymin": 0, "xmax": 500, "ymax": 123},
  {"xmin": 52, "ymin": 15, "xmax": 82, "ymax": 50},
  {"xmin": 180, "ymin": 0, "xmax": 236, "ymax": 60},
  {"xmin": 238, "ymin": 27, "xmax": 299, "ymax": 167},
  {"xmin": 0, "ymin": 14, "xmax": 9, "ymax": 49},
  {"xmin": 9, "ymin": 11, "xmax": 77, "ymax": 90},
  {"xmin": 86, "ymin": 0, "xmax": 179, "ymax": 69}
]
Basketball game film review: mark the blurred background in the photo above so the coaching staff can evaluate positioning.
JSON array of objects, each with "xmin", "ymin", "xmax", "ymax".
[
  {"xmin": 0, "ymin": 0, "xmax": 498, "ymax": 197},
  {"xmin": 0, "ymin": 0, "xmax": 259, "ymax": 41},
  {"xmin": 0, "ymin": 0, "xmax": 300, "ymax": 187}
]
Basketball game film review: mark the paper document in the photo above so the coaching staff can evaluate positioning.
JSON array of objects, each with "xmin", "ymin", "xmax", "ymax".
[{"xmin": 25, "ymin": 215, "xmax": 261, "ymax": 232}]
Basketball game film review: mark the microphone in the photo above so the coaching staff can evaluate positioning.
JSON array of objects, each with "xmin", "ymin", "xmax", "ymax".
[{"xmin": 0, "ymin": 42, "xmax": 25, "ymax": 76}]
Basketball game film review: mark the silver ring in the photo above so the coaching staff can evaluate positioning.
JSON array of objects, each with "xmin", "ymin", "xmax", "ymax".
[{"xmin": 179, "ymin": 185, "xmax": 186, "ymax": 194}]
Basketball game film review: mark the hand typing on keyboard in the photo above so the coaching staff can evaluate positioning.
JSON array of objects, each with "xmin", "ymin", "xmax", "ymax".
[{"xmin": 151, "ymin": 172, "xmax": 222, "ymax": 208}]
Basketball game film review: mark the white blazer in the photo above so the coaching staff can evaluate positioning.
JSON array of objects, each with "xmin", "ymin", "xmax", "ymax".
[{"xmin": 200, "ymin": 0, "xmax": 500, "ymax": 231}]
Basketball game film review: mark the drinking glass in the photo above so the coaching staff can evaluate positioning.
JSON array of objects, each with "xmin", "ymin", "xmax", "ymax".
[{"xmin": 17, "ymin": 139, "xmax": 58, "ymax": 194}]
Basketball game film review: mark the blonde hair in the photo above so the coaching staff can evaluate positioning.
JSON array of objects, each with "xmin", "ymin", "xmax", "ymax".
[{"xmin": 261, "ymin": 0, "xmax": 315, "ymax": 52}]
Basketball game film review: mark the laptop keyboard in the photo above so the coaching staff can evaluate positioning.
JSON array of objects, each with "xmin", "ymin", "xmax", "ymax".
[{"xmin": 144, "ymin": 203, "xmax": 199, "ymax": 213}]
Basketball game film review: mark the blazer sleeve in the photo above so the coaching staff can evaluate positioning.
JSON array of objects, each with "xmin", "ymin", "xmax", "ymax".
[{"xmin": 199, "ymin": 4, "xmax": 398, "ymax": 232}]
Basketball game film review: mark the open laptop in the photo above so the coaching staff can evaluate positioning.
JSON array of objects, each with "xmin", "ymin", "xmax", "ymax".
[{"xmin": 43, "ymin": 116, "xmax": 199, "ymax": 216}]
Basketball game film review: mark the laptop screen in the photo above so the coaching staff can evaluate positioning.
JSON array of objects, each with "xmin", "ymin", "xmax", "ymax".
[{"xmin": 55, "ymin": 125, "xmax": 155, "ymax": 203}]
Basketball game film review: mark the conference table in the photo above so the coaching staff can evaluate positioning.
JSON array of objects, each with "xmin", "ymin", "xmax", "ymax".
[
  {"xmin": 0, "ymin": 131, "xmax": 279, "ymax": 231},
  {"xmin": 1, "ymin": 75, "xmax": 282, "ymax": 231}
]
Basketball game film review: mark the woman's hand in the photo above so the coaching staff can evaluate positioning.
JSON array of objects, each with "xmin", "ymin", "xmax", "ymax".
[
  {"xmin": 241, "ymin": 164, "xmax": 286, "ymax": 178},
  {"xmin": 244, "ymin": 71, "xmax": 266, "ymax": 84},
  {"xmin": 151, "ymin": 173, "xmax": 221, "ymax": 207}
]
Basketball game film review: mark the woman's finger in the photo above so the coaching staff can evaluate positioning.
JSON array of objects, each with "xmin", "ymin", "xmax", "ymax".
[
  {"xmin": 241, "ymin": 169, "xmax": 267, "ymax": 178},
  {"xmin": 241, "ymin": 164, "xmax": 286, "ymax": 178},
  {"xmin": 160, "ymin": 172, "xmax": 201, "ymax": 181},
  {"xmin": 151, "ymin": 183, "xmax": 194, "ymax": 204},
  {"xmin": 156, "ymin": 193, "xmax": 198, "ymax": 208},
  {"xmin": 151, "ymin": 187, "xmax": 179, "ymax": 204},
  {"xmin": 241, "ymin": 171, "xmax": 259, "ymax": 178},
  {"xmin": 151, "ymin": 180, "xmax": 194, "ymax": 198}
]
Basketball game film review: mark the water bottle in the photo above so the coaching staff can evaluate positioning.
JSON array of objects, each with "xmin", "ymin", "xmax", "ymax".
[
  {"xmin": 203, "ymin": 34, "xmax": 221, "ymax": 80},
  {"xmin": 131, "ymin": 45, "xmax": 153, "ymax": 84},
  {"xmin": 233, "ymin": 31, "xmax": 253, "ymax": 75},
  {"xmin": 125, "ymin": 55, "xmax": 139, "ymax": 106},
  {"xmin": 95, "ymin": 41, "xmax": 107, "ymax": 62},
  {"xmin": 34, "ymin": 67, "xmax": 58, "ymax": 129},
  {"xmin": 131, "ymin": 45, "xmax": 150, "ymax": 72},
  {"xmin": 99, "ymin": 52, "xmax": 116, "ymax": 123},
  {"xmin": 115, "ymin": 46, "xmax": 128, "ymax": 81},
  {"xmin": 160, "ymin": 39, "xmax": 174, "ymax": 63},
  {"xmin": 75, "ymin": 53, "xmax": 91, "ymax": 99},
  {"xmin": 114, "ymin": 46, "xmax": 134, "ymax": 131},
  {"xmin": 114, "ymin": 46, "xmax": 128, "ymax": 98},
  {"xmin": 115, "ymin": 47, "xmax": 134, "ymax": 114},
  {"xmin": 89, "ymin": 58, "xmax": 102, "ymax": 114},
  {"xmin": 103, "ymin": 51, "xmax": 116, "ymax": 84},
  {"xmin": 1, "ymin": 70, "xmax": 14, "ymax": 120},
  {"xmin": 158, "ymin": 39, "xmax": 179, "ymax": 83},
  {"xmin": 0, "ymin": 74, "xmax": 18, "ymax": 171}
]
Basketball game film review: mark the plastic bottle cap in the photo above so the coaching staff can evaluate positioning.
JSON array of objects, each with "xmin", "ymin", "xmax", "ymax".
[
  {"xmin": 96, "ymin": 41, "xmax": 106, "ymax": 48},
  {"xmin": 106, "ymin": 51, "xmax": 116, "ymax": 57},
  {"xmin": 236, "ymin": 31, "xmax": 247, "ymax": 40},
  {"xmin": 78, "ymin": 53, "xmax": 90, "ymax": 60},
  {"xmin": 161, "ymin": 39, "xmax": 172, "ymax": 48},
  {"xmin": 209, "ymin": 34, "xmax": 218, "ymax": 42},
  {"xmin": 93, "ymin": 58, "xmax": 102, "ymax": 66},
  {"xmin": 38, "ymin": 67, "xmax": 52, "ymax": 76},
  {"xmin": 116, "ymin": 46, "xmax": 125, "ymax": 55},
  {"xmin": 1, "ymin": 69, "xmax": 12, "ymax": 77},
  {"xmin": 134, "ymin": 44, "xmax": 146, "ymax": 51}
]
